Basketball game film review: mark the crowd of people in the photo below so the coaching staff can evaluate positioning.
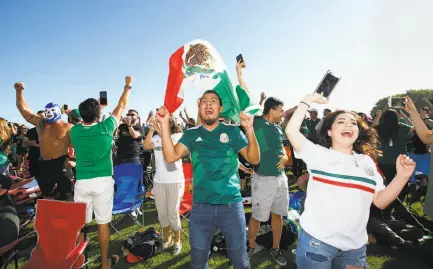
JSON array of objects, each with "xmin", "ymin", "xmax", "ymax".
[{"xmin": 1, "ymin": 60, "xmax": 433, "ymax": 269}]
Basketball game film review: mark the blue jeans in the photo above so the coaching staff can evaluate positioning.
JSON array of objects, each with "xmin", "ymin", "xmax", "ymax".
[
  {"xmin": 115, "ymin": 156, "xmax": 140, "ymax": 166},
  {"xmin": 189, "ymin": 202, "xmax": 250, "ymax": 269},
  {"xmin": 296, "ymin": 229, "xmax": 368, "ymax": 269}
]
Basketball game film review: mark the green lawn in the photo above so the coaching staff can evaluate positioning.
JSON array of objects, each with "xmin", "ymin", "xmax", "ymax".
[{"xmin": 9, "ymin": 200, "xmax": 432, "ymax": 269}]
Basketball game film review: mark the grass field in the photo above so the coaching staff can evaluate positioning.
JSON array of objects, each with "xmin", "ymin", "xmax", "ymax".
[{"xmin": 9, "ymin": 200, "xmax": 432, "ymax": 269}]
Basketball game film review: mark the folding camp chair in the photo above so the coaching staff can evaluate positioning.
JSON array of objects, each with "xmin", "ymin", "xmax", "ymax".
[
  {"xmin": 22, "ymin": 199, "xmax": 88, "ymax": 269},
  {"xmin": 8, "ymin": 179, "xmax": 41, "ymax": 205},
  {"xmin": 0, "ymin": 231, "xmax": 36, "ymax": 269},
  {"xmin": 111, "ymin": 163, "xmax": 145, "ymax": 238}
]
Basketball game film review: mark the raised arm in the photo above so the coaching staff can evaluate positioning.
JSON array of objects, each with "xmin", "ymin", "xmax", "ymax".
[
  {"xmin": 404, "ymin": 97, "xmax": 433, "ymax": 144},
  {"xmin": 157, "ymin": 106, "xmax": 188, "ymax": 163},
  {"xmin": 373, "ymin": 155, "xmax": 415, "ymax": 209},
  {"xmin": 14, "ymin": 82, "xmax": 44, "ymax": 126},
  {"xmin": 143, "ymin": 117, "xmax": 158, "ymax": 151},
  {"xmin": 238, "ymin": 112, "xmax": 260, "ymax": 165},
  {"xmin": 111, "ymin": 76, "xmax": 133, "ymax": 121},
  {"xmin": 236, "ymin": 59, "xmax": 248, "ymax": 92},
  {"xmin": 285, "ymin": 93, "xmax": 328, "ymax": 153}
]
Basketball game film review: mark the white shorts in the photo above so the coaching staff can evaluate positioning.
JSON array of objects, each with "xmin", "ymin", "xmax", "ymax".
[
  {"xmin": 251, "ymin": 173, "xmax": 289, "ymax": 222},
  {"xmin": 74, "ymin": 176, "xmax": 115, "ymax": 224}
]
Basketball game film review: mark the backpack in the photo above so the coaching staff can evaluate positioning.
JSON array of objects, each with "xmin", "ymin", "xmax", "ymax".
[
  {"xmin": 210, "ymin": 230, "xmax": 227, "ymax": 255},
  {"xmin": 122, "ymin": 227, "xmax": 162, "ymax": 264}
]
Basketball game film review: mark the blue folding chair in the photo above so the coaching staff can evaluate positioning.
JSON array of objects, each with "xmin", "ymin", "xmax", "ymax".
[
  {"xmin": 110, "ymin": 164, "xmax": 145, "ymax": 237},
  {"xmin": 408, "ymin": 153, "xmax": 430, "ymax": 182}
]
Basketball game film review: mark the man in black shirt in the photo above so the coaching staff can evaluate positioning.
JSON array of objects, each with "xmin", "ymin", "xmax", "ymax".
[
  {"xmin": 115, "ymin": 109, "xmax": 144, "ymax": 165},
  {"xmin": 23, "ymin": 110, "xmax": 45, "ymax": 178}
]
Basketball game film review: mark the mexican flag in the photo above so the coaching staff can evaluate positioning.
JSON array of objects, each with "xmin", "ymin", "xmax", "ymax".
[{"xmin": 164, "ymin": 39, "xmax": 261, "ymax": 123}]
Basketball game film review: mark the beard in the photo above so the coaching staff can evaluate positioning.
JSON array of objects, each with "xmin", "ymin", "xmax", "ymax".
[{"xmin": 203, "ymin": 117, "xmax": 218, "ymax": 125}]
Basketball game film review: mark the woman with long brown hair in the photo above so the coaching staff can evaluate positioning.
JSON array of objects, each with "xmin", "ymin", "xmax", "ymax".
[
  {"xmin": 286, "ymin": 93, "xmax": 416, "ymax": 269},
  {"xmin": 0, "ymin": 118, "xmax": 12, "ymax": 175}
]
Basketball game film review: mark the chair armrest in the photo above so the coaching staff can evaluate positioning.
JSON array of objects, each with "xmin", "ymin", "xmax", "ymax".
[{"xmin": 63, "ymin": 241, "xmax": 88, "ymax": 268}]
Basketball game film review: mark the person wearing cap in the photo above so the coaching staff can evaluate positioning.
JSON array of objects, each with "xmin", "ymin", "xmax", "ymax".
[{"xmin": 303, "ymin": 108, "xmax": 321, "ymax": 143}]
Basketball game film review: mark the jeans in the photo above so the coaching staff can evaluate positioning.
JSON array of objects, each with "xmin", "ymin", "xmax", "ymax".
[
  {"xmin": 189, "ymin": 202, "xmax": 250, "ymax": 269},
  {"xmin": 115, "ymin": 156, "xmax": 141, "ymax": 166},
  {"xmin": 296, "ymin": 229, "xmax": 368, "ymax": 269}
]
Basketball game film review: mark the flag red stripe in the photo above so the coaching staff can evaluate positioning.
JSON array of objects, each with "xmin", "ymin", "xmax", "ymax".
[
  {"xmin": 312, "ymin": 176, "xmax": 375, "ymax": 194},
  {"xmin": 164, "ymin": 46, "xmax": 185, "ymax": 113}
]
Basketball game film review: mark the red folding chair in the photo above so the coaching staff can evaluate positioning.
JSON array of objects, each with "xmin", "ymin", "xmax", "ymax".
[{"xmin": 22, "ymin": 199, "xmax": 88, "ymax": 269}]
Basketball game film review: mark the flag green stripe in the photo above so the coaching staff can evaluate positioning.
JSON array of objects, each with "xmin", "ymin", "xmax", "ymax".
[{"xmin": 310, "ymin": 169, "xmax": 376, "ymax": 186}]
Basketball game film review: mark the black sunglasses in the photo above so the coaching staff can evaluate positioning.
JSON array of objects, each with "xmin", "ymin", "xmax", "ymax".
[{"xmin": 126, "ymin": 114, "xmax": 137, "ymax": 117}]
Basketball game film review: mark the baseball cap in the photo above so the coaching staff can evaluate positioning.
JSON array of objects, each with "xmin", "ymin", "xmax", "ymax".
[
  {"xmin": 309, "ymin": 108, "xmax": 318, "ymax": 113},
  {"xmin": 71, "ymin": 109, "xmax": 82, "ymax": 121}
]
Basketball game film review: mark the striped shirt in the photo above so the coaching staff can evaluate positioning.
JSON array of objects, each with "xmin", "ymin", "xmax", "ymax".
[{"xmin": 295, "ymin": 139, "xmax": 385, "ymax": 251}]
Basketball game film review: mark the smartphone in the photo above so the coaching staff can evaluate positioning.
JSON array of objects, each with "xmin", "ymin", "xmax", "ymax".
[
  {"xmin": 388, "ymin": 97, "xmax": 407, "ymax": 108},
  {"xmin": 314, "ymin": 71, "xmax": 341, "ymax": 98},
  {"xmin": 63, "ymin": 104, "xmax": 68, "ymax": 111},
  {"xmin": 99, "ymin": 91, "xmax": 108, "ymax": 105},
  {"xmin": 236, "ymin": 54, "xmax": 244, "ymax": 64}
]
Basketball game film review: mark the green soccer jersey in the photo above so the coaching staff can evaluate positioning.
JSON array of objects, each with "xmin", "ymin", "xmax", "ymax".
[
  {"xmin": 179, "ymin": 123, "xmax": 248, "ymax": 204},
  {"xmin": 253, "ymin": 116, "xmax": 284, "ymax": 176},
  {"xmin": 70, "ymin": 116, "xmax": 118, "ymax": 180}
]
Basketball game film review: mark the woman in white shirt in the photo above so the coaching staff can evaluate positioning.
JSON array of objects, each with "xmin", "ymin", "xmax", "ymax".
[
  {"xmin": 286, "ymin": 93, "xmax": 415, "ymax": 269},
  {"xmin": 143, "ymin": 116, "xmax": 184, "ymax": 255}
]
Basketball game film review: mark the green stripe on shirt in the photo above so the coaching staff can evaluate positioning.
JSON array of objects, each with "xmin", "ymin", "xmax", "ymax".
[{"xmin": 310, "ymin": 169, "xmax": 376, "ymax": 186}]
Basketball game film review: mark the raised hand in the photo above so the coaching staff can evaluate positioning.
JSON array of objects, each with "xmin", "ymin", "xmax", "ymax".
[
  {"xmin": 396, "ymin": 154, "xmax": 416, "ymax": 180},
  {"xmin": 125, "ymin": 76, "xmax": 133, "ymax": 87},
  {"xmin": 156, "ymin": 106, "xmax": 170, "ymax": 125},
  {"xmin": 303, "ymin": 92, "xmax": 329, "ymax": 105},
  {"xmin": 14, "ymin": 82, "xmax": 25, "ymax": 91},
  {"xmin": 403, "ymin": 97, "xmax": 416, "ymax": 114},
  {"xmin": 239, "ymin": 111, "xmax": 254, "ymax": 130},
  {"xmin": 236, "ymin": 59, "xmax": 246, "ymax": 74}
]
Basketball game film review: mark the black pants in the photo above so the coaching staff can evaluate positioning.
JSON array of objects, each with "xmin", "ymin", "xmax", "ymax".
[
  {"xmin": 38, "ymin": 155, "xmax": 71, "ymax": 200},
  {"xmin": 0, "ymin": 206, "xmax": 19, "ymax": 266},
  {"xmin": 27, "ymin": 153, "xmax": 40, "ymax": 178}
]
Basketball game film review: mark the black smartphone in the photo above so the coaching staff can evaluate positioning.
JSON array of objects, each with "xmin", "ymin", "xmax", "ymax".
[
  {"xmin": 99, "ymin": 91, "xmax": 108, "ymax": 105},
  {"xmin": 63, "ymin": 104, "xmax": 68, "ymax": 111},
  {"xmin": 388, "ymin": 97, "xmax": 407, "ymax": 108},
  {"xmin": 236, "ymin": 54, "xmax": 244, "ymax": 64},
  {"xmin": 314, "ymin": 71, "xmax": 341, "ymax": 98}
]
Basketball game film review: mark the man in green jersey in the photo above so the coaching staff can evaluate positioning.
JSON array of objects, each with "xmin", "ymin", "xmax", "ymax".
[
  {"xmin": 247, "ymin": 97, "xmax": 289, "ymax": 266},
  {"xmin": 156, "ymin": 90, "xmax": 260, "ymax": 269},
  {"xmin": 70, "ymin": 76, "xmax": 133, "ymax": 269}
]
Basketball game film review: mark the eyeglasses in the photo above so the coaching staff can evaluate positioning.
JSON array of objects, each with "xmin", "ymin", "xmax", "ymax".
[{"xmin": 126, "ymin": 114, "xmax": 137, "ymax": 117}]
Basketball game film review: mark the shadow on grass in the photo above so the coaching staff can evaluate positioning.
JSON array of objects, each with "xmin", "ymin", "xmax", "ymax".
[{"xmin": 367, "ymin": 243, "xmax": 430, "ymax": 269}]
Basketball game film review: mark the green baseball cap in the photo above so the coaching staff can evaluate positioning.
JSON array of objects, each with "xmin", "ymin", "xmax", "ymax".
[{"xmin": 71, "ymin": 109, "xmax": 81, "ymax": 120}]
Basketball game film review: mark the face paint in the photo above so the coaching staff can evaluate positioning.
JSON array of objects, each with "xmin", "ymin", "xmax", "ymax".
[{"xmin": 44, "ymin": 102, "xmax": 62, "ymax": 123}]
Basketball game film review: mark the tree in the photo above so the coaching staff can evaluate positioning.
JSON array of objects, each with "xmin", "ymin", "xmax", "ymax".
[{"xmin": 370, "ymin": 89, "xmax": 433, "ymax": 116}]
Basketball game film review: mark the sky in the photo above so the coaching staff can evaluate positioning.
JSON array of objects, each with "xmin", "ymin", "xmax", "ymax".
[{"xmin": 1, "ymin": 0, "xmax": 433, "ymax": 124}]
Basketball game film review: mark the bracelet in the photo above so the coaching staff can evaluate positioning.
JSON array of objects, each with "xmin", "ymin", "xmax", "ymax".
[
  {"xmin": 124, "ymin": 85, "xmax": 132, "ymax": 90},
  {"xmin": 127, "ymin": 125, "xmax": 132, "ymax": 128},
  {"xmin": 300, "ymin": 101, "xmax": 310, "ymax": 108}
]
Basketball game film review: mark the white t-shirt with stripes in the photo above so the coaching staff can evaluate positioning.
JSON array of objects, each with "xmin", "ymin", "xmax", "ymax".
[{"xmin": 295, "ymin": 139, "xmax": 385, "ymax": 251}]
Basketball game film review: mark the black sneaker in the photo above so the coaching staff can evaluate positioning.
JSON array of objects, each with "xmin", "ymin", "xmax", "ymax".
[{"xmin": 270, "ymin": 248, "xmax": 287, "ymax": 266}]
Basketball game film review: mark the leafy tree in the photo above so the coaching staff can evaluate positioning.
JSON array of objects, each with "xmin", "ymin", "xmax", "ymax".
[{"xmin": 371, "ymin": 89, "xmax": 433, "ymax": 116}]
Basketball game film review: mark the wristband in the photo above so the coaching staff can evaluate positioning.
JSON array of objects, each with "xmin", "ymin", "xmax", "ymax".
[
  {"xmin": 300, "ymin": 101, "xmax": 310, "ymax": 108},
  {"xmin": 124, "ymin": 85, "xmax": 132, "ymax": 90}
]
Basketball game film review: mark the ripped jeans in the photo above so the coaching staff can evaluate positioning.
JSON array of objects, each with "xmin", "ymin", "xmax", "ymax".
[{"xmin": 296, "ymin": 229, "xmax": 368, "ymax": 269}]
